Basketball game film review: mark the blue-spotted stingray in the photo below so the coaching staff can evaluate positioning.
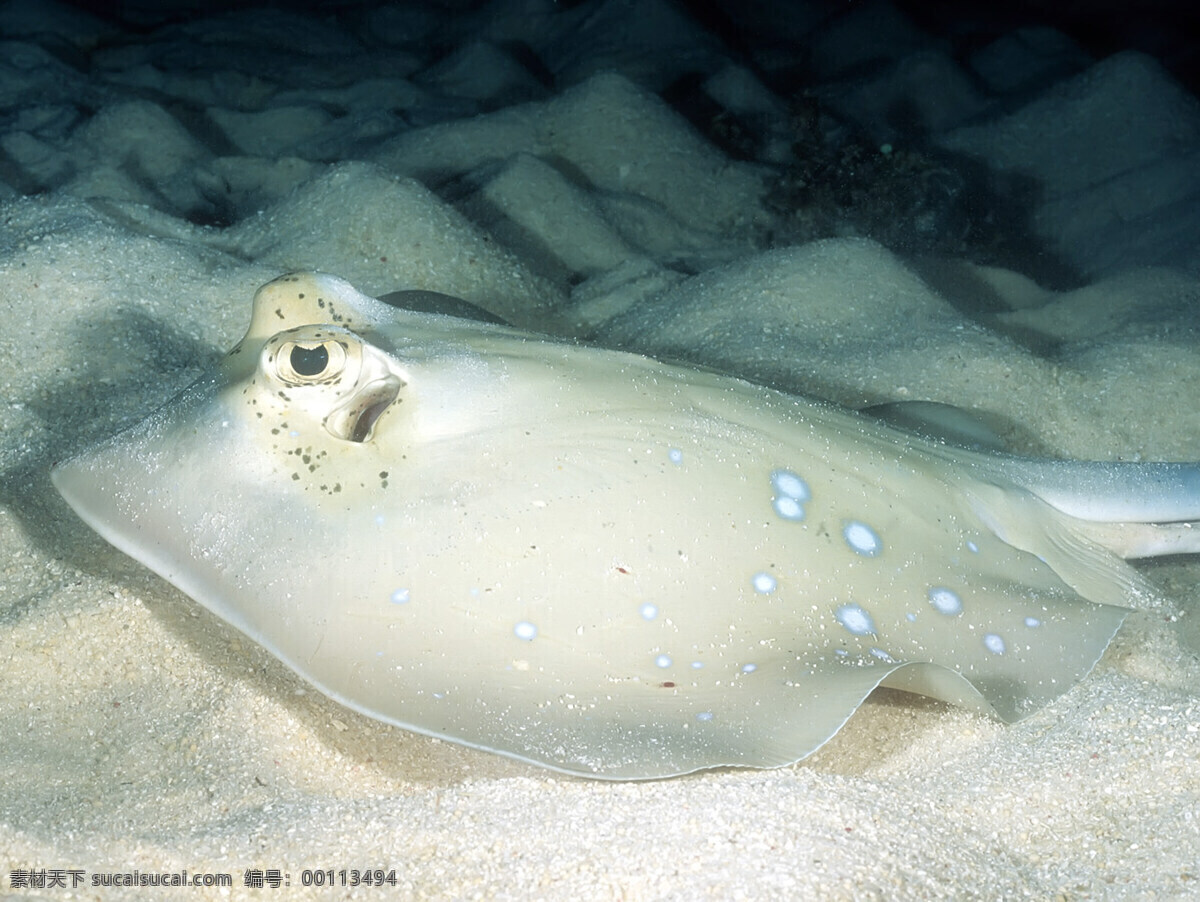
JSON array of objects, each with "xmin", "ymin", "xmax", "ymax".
[{"xmin": 51, "ymin": 272, "xmax": 1200, "ymax": 779}]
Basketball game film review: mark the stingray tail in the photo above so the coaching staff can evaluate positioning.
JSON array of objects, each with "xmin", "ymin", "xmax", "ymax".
[{"xmin": 964, "ymin": 456, "xmax": 1200, "ymax": 559}]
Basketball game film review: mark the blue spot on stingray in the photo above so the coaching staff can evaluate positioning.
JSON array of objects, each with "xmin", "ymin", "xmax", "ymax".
[
  {"xmin": 741, "ymin": 663, "xmax": 758, "ymax": 673},
  {"xmin": 691, "ymin": 661, "xmax": 704, "ymax": 669},
  {"xmin": 770, "ymin": 468, "xmax": 810, "ymax": 521},
  {"xmin": 655, "ymin": 654, "xmax": 672, "ymax": 668},
  {"xmin": 983, "ymin": 633, "xmax": 1006, "ymax": 655},
  {"xmin": 390, "ymin": 588, "xmax": 410, "ymax": 604},
  {"xmin": 966, "ymin": 540, "xmax": 980, "ymax": 553},
  {"xmin": 289, "ymin": 429, "xmax": 300, "ymax": 438},
  {"xmin": 835, "ymin": 603, "xmax": 876, "ymax": 636},
  {"xmin": 773, "ymin": 496, "xmax": 805, "ymax": 520},
  {"xmin": 639, "ymin": 602, "xmax": 659, "ymax": 621},
  {"xmin": 906, "ymin": 612, "xmax": 917, "ymax": 623},
  {"xmin": 752, "ymin": 572, "xmax": 777, "ymax": 594},
  {"xmin": 696, "ymin": 711, "xmax": 714, "ymax": 722},
  {"xmin": 513, "ymin": 621, "xmax": 537, "ymax": 641},
  {"xmin": 870, "ymin": 647, "xmax": 896, "ymax": 663},
  {"xmin": 928, "ymin": 586, "xmax": 963, "ymax": 616},
  {"xmin": 1024, "ymin": 616, "xmax": 1042, "ymax": 628},
  {"xmin": 843, "ymin": 521, "xmax": 882, "ymax": 556},
  {"xmin": 771, "ymin": 469, "xmax": 811, "ymax": 501},
  {"xmin": 668, "ymin": 447, "xmax": 683, "ymax": 465}
]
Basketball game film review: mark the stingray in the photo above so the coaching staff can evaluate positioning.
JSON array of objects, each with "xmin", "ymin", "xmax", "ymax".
[{"xmin": 52, "ymin": 272, "xmax": 1200, "ymax": 779}]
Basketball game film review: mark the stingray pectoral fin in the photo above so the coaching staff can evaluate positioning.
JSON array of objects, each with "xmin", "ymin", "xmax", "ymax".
[
  {"xmin": 568, "ymin": 665, "xmax": 938, "ymax": 779},
  {"xmin": 377, "ymin": 289, "xmax": 509, "ymax": 325},
  {"xmin": 965, "ymin": 481, "xmax": 1162, "ymax": 610},
  {"xmin": 878, "ymin": 663, "xmax": 997, "ymax": 718},
  {"xmin": 863, "ymin": 400, "xmax": 1017, "ymax": 453}
]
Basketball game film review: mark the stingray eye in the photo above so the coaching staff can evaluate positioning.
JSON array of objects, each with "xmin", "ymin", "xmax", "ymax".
[
  {"xmin": 291, "ymin": 344, "xmax": 327, "ymax": 376},
  {"xmin": 275, "ymin": 340, "xmax": 347, "ymax": 384}
]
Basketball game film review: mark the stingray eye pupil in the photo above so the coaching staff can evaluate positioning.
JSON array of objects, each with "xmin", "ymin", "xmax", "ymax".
[{"xmin": 290, "ymin": 344, "xmax": 329, "ymax": 377}]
